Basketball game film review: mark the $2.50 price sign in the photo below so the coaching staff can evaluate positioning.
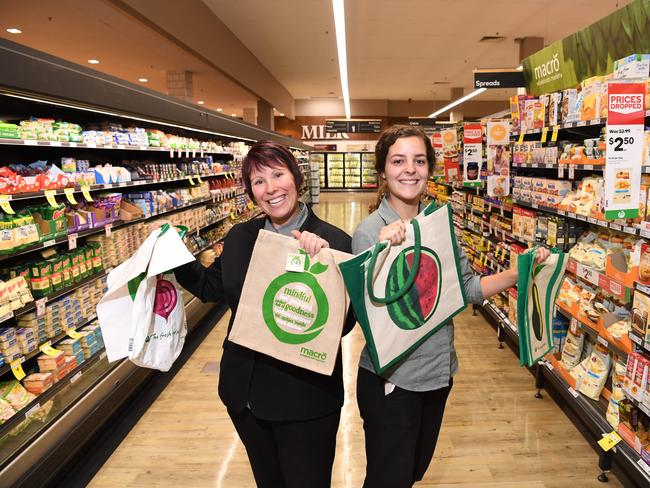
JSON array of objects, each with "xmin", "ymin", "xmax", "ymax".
[{"xmin": 604, "ymin": 83, "xmax": 645, "ymax": 220}]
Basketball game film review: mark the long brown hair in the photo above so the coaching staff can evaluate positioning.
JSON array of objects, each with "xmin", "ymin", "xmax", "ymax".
[{"xmin": 369, "ymin": 125, "xmax": 434, "ymax": 212}]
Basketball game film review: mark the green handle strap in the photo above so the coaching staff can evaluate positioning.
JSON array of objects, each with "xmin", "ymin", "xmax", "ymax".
[
  {"xmin": 366, "ymin": 218, "xmax": 421, "ymax": 304},
  {"xmin": 159, "ymin": 223, "xmax": 189, "ymax": 239}
]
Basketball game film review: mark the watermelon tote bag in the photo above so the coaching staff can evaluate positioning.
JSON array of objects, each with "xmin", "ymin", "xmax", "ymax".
[{"xmin": 339, "ymin": 202, "xmax": 467, "ymax": 374}]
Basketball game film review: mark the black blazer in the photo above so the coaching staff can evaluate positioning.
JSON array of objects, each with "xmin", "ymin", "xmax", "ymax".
[{"xmin": 175, "ymin": 207, "xmax": 355, "ymax": 421}]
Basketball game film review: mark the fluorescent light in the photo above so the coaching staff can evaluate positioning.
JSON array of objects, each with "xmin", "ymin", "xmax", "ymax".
[
  {"xmin": 197, "ymin": 100, "xmax": 205, "ymax": 105},
  {"xmin": 138, "ymin": 78, "xmax": 148, "ymax": 83},
  {"xmin": 332, "ymin": 0, "xmax": 351, "ymax": 119},
  {"xmin": 231, "ymin": 113, "xmax": 237, "ymax": 117},
  {"xmin": 216, "ymin": 108, "xmax": 223, "ymax": 112},
  {"xmin": 429, "ymin": 88, "xmax": 487, "ymax": 118},
  {"xmin": 88, "ymin": 59, "xmax": 100, "ymax": 64},
  {"xmin": 516, "ymin": 65, "xmax": 523, "ymax": 71},
  {"xmin": 280, "ymin": 113, "xmax": 285, "ymax": 116},
  {"xmin": 6, "ymin": 28, "xmax": 22, "ymax": 34}
]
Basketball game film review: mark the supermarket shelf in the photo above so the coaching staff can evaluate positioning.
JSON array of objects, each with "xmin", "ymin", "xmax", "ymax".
[
  {"xmin": 629, "ymin": 332, "xmax": 650, "ymax": 355},
  {"xmin": 2, "ymin": 172, "xmax": 238, "ymax": 203},
  {"xmin": 0, "ymin": 137, "xmax": 234, "ymax": 156},
  {"xmin": 0, "ymin": 312, "xmax": 99, "ymax": 378},
  {"xmin": 0, "ymin": 344, "xmax": 107, "ymax": 439},
  {"xmin": 565, "ymin": 258, "xmax": 631, "ymax": 303},
  {"xmin": 512, "ymin": 199, "xmax": 640, "ymax": 237},
  {"xmin": 512, "ymin": 161, "xmax": 605, "ymax": 171},
  {"xmin": 481, "ymin": 299, "xmax": 518, "ymax": 340},
  {"xmin": 512, "ymin": 110, "xmax": 650, "ymax": 136},
  {"xmin": 0, "ymin": 190, "xmax": 243, "ymax": 263},
  {"xmin": 539, "ymin": 361, "xmax": 650, "ymax": 487}
]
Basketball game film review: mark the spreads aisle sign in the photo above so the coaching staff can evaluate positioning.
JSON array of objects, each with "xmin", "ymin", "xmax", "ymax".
[{"xmin": 605, "ymin": 83, "xmax": 645, "ymax": 220}]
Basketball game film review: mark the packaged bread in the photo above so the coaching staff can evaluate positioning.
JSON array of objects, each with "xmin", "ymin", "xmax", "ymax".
[{"xmin": 578, "ymin": 344, "xmax": 611, "ymax": 400}]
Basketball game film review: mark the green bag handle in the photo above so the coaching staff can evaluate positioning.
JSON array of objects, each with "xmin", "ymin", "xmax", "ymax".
[
  {"xmin": 366, "ymin": 218, "xmax": 421, "ymax": 304},
  {"xmin": 159, "ymin": 223, "xmax": 189, "ymax": 239}
]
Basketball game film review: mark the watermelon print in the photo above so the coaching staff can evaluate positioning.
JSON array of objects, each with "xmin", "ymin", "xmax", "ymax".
[
  {"xmin": 385, "ymin": 246, "xmax": 442, "ymax": 330},
  {"xmin": 153, "ymin": 276, "xmax": 178, "ymax": 321}
]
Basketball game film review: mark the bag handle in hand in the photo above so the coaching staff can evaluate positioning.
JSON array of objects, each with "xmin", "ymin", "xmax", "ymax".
[{"xmin": 366, "ymin": 218, "xmax": 421, "ymax": 304}]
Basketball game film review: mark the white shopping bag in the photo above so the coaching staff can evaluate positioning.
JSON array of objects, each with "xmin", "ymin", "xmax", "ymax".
[{"xmin": 97, "ymin": 225, "xmax": 195, "ymax": 371}]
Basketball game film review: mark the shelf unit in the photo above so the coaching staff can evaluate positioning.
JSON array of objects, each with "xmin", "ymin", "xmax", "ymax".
[{"xmin": 0, "ymin": 38, "xmax": 308, "ymax": 487}]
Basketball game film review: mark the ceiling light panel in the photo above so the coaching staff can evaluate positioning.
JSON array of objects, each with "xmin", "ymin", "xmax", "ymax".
[{"xmin": 332, "ymin": 0, "xmax": 351, "ymax": 119}]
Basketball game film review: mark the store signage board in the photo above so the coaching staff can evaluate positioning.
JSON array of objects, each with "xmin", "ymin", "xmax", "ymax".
[
  {"xmin": 604, "ymin": 83, "xmax": 645, "ymax": 220},
  {"xmin": 313, "ymin": 144, "xmax": 338, "ymax": 151},
  {"xmin": 474, "ymin": 69, "xmax": 524, "ymax": 89},
  {"xmin": 325, "ymin": 119, "xmax": 381, "ymax": 134},
  {"xmin": 463, "ymin": 123, "xmax": 483, "ymax": 187},
  {"xmin": 408, "ymin": 117, "xmax": 438, "ymax": 127}
]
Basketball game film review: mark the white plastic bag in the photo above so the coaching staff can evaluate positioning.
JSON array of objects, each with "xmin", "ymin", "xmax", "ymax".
[{"xmin": 97, "ymin": 225, "xmax": 195, "ymax": 371}]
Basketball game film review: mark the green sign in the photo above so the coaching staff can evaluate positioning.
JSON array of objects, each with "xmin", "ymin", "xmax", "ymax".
[{"xmin": 523, "ymin": 0, "xmax": 650, "ymax": 94}]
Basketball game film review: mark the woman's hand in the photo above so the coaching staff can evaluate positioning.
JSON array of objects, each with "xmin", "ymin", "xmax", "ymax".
[
  {"xmin": 534, "ymin": 247, "xmax": 551, "ymax": 265},
  {"xmin": 379, "ymin": 220, "xmax": 406, "ymax": 246},
  {"xmin": 291, "ymin": 230, "xmax": 330, "ymax": 258}
]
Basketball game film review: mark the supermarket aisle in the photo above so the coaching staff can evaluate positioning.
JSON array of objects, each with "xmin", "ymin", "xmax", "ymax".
[{"xmin": 89, "ymin": 193, "xmax": 623, "ymax": 488}]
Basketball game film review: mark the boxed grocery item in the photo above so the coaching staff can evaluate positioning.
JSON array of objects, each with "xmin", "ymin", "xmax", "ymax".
[
  {"xmin": 546, "ymin": 180, "xmax": 572, "ymax": 196},
  {"xmin": 512, "ymin": 207, "xmax": 536, "ymax": 242},
  {"xmin": 548, "ymin": 92, "xmax": 562, "ymax": 126},
  {"xmin": 510, "ymin": 95, "xmax": 523, "ymax": 133},
  {"xmin": 23, "ymin": 372, "xmax": 53, "ymax": 395},
  {"xmin": 624, "ymin": 352, "xmax": 650, "ymax": 402},
  {"xmin": 632, "ymin": 290, "xmax": 650, "ymax": 339},
  {"xmin": 561, "ymin": 89, "xmax": 579, "ymax": 124}
]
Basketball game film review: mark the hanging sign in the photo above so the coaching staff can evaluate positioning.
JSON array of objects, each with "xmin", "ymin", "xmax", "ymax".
[
  {"xmin": 486, "ymin": 121, "xmax": 511, "ymax": 198},
  {"xmin": 463, "ymin": 123, "xmax": 483, "ymax": 187},
  {"xmin": 474, "ymin": 69, "xmax": 525, "ymax": 89},
  {"xmin": 604, "ymin": 83, "xmax": 645, "ymax": 220},
  {"xmin": 487, "ymin": 121, "xmax": 510, "ymax": 146},
  {"xmin": 432, "ymin": 132, "xmax": 445, "ymax": 178},
  {"xmin": 441, "ymin": 129, "xmax": 460, "ymax": 183}
]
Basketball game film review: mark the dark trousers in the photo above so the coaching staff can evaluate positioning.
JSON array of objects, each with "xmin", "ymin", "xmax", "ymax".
[
  {"xmin": 227, "ymin": 407, "xmax": 341, "ymax": 488},
  {"xmin": 357, "ymin": 367, "xmax": 453, "ymax": 488}
]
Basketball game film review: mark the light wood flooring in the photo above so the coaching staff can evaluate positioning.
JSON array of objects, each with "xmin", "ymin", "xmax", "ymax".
[{"xmin": 89, "ymin": 192, "xmax": 623, "ymax": 487}]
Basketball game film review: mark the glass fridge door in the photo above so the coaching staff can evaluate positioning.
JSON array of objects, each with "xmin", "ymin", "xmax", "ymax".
[
  {"xmin": 361, "ymin": 153, "xmax": 378, "ymax": 188},
  {"xmin": 327, "ymin": 153, "xmax": 344, "ymax": 188},
  {"xmin": 309, "ymin": 153, "xmax": 326, "ymax": 188},
  {"xmin": 344, "ymin": 153, "xmax": 361, "ymax": 188}
]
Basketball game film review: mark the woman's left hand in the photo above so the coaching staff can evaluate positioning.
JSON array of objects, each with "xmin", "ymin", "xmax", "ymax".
[
  {"xmin": 291, "ymin": 230, "xmax": 330, "ymax": 257},
  {"xmin": 534, "ymin": 247, "xmax": 551, "ymax": 265}
]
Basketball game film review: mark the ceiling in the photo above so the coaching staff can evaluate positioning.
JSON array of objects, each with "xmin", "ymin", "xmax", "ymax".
[{"xmin": 0, "ymin": 0, "xmax": 632, "ymax": 119}]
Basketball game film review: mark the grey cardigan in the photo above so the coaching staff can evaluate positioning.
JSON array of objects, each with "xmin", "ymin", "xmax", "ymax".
[{"xmin": 351, "ymin": 196, "xmax": 484, "ymax": 392}]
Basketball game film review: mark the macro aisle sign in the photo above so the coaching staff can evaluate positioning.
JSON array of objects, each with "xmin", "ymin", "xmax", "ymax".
[
  {"xmin": 522, "ymin": 0, "xmax": 650, "ymax": 94},
  {"xmin": 604, "ymin": 83, "xmax": 645, "ymax": 220}
]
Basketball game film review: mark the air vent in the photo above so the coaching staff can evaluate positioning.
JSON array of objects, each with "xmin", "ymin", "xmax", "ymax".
[
  {"xmin": 432, "ymin": 81, "xmax": 450, "ymax": 85},
  {"xmin": 479, "ymin": 35, "xmax": 506, "ymax": 42}
]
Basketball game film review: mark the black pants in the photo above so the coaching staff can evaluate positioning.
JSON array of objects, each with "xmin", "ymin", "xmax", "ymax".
[
  {"xmin": 357, "ymin": 367, "xmax": 453, "ymax": 488},
  {"xmin": 227, "ymin": 407, "xmax": 341, "ymax": 488}
]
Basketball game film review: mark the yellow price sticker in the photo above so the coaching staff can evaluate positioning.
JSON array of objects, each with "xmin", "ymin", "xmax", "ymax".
[
  {"xmin": 197, "ymin": 176, "xmax": 203, "ymax": 183},
  {"xmin": 551, "ymin": 125, "xmax": 560, "ymax": 142},
  {"xmin": 67, "ymin": 328, "xmax": 83, "ymax": 340},
  {"xmin": 188, "ymin": 175, "xmax": 195, "ymax": 185},
  {"xmin": 64, "ymin": 187, "xmax": 78, "ymax": 204},
  {"xmin": 44, "ymin": 190, "xmax": 59, "ymax": 208},
  {"xmin": 540, "ymin": 127, "xmax": 549, "ymax": 143},
  {"xmin": 39, "ymin": 341, "xmax": 62, "ymax": 357},
  {"xmin": 247, "ymin": 202, "xmax": 254, "ymax": 210},
  {"xmin": 10, "ymin": 358, "xmax": 26, "ymax": 381},
  {"xmin": 81, "ymin": 186, "xmax": 93, "ymax": 202},
  {"xmin": 0, "ymin": 195, "xmax": 15, "ymax": 214},
  {"xmin": 517, "ymin": 131, "xmax": 525, "ymax": 144},
  {"xmin": 597, "ymin": 431, "xmax": 622, "ymax": 452}
]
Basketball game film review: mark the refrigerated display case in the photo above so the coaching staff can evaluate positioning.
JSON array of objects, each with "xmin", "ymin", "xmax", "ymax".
[
  {"xmin": 314, "ymin": 152, "xmax": 377, "ymax": 190},
  {"xmin": 309, "ymin": 153, "xmax": 325, "ymax": 187},
  {"xmin": 362, "ymin": 154, "xmax": 378, "ymax": 189},
  {"xmin": 327, "ymin": 153, "xmax": 344, "ymax": 188},
  {"xmin": 344, "ymin": 153, "xmax": 361, "ymax": 188}
]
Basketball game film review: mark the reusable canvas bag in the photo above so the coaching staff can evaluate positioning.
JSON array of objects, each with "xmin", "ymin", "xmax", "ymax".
[
  {"xmin": 97, "ymin": 224, "xmax": 195, "ymax": 371},
  {"xmin": 228, "ymin": 230, "xmax": 351, "ymax": 375},
  {"xmin": 338, "ymin": 202, "xmax": 467, "ymax": 374},
  {"xmin": 516, "ymin": 246, "xmax": 568, "ymax": 366}
]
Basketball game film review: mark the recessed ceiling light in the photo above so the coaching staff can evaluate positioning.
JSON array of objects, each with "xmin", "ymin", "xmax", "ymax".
[
  {"xmin": 6, "ymin": 28, "xmax": 22, "ymax": 34},
  {"xmin": 138, "ymin": 78, "xmax": 148, "ymax": 83},
  {"xmin": 88, "ymin": 59, "xmax": 100, "ymax": 64},
  {"xmin": 280, "ymin": 113, "xmax": 285, "ymax": 116},
  {"xmin": 231, "ymin": 113, "xmax": 237, "ymax": 117},
  {"xmin": 197, "ymin": 100, "xmax": 204, "ymax": 105},
  {"xmin": 216, "ymin": 108, "xmax": 223, "ymax": 112}
]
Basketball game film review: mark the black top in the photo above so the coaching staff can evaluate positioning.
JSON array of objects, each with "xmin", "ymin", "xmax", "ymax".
[{"xmin": 175, "ymin": 206, "xmax": 355, "ymax": 421}]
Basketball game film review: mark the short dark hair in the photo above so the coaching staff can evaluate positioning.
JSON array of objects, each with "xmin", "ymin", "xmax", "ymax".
[
  {"xmin": 374, "ymin": 125, "xmax": 434, "ymax": 175},
  {"xmin": 241, "ymin": 140, "xmax": 303, "ymax": 199}
]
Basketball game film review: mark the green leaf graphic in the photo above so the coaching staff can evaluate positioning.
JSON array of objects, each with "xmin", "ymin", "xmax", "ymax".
[{"xmin": 310, "ymin": 262, "xmax": 328, "ymax": 275}]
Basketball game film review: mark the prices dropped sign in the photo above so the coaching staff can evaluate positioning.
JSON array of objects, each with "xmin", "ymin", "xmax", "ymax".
[{"xmin": 605, "ymin": 83, "xmax": 645, "ymax": 220}]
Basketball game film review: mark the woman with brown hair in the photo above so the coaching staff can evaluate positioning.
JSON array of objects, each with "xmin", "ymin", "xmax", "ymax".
[
  {"xmin": 172, "ymin": 140, "xmax": 355, "ymax": 488},
  {"xmin": 352, "ymin": 125, "xmax": 548, "ymax": 488}
]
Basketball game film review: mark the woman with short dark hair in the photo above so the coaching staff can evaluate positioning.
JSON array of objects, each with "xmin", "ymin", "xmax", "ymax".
[{"xmin": 173, "ymin": 140, "xmax": 355, "ymax": 488}]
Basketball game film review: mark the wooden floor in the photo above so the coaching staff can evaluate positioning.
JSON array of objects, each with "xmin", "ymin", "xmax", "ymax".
[{"xmin": 89, "ymin": 192, "xmax": 623, "ymax": 487}]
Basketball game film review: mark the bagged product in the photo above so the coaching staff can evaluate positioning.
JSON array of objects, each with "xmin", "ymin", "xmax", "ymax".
[
  {"xmin": 561, "ymin": 328, "xmax": 585, "ymax": 370},
  {"xmin": 339, "ymin": 202, "xmax": 467, "ymax": 374},
  {"xmin": 97, "ymin": 224, "xmax": 194, "ymax": 371},
  {"xmin": 578, "ymin": 344, "xmax": 611, "ymax": 400},
  {"xmin": 517, "ymin": 246, "xmax": 568, "ymax": 366},
  {"xmin": 229, "ymin": 230, "xmax": 351, "ymax": 375},
  {"xmin": 607, "ymin": 358, "xmax": 627, "ymax": 428}
]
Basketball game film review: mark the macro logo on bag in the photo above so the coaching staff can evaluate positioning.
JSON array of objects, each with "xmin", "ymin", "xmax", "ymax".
[
  {"xmin": 262, "ymin": 251, "xmax": 330, "ymax": 345},
  {"xmin": 386, "ymin": 246, "xmax": 442, "ymax": 330}
]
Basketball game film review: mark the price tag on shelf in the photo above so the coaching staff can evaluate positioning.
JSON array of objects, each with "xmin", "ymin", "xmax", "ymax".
[
  {"xmin": 624, "ymin": 226, "xmax": 637, "ymax": 235},
  {"xmin": 570, "ymin": 317, "xmax": 579, "ymax": 334},
  {"xmin": 192, "ymin": 150, "xmax": 196, "ymax": 158},
  {"xmin": 56, "ymin": 190, "xmax": 75, "ymax": 210},
  {"xmin": 630, "ymin": 333, "xmax": 643, "ymax": 346},
  {"xmin": 188, "ymin": 176, "xmax": 195, "ymax": 185},
  {"xmin": 42, "ymin": 239, "xmax": 56, "ymax": 248},
  {"xmin": 105, "ymin": 223, "xmax": 112, "ymax": 237},
  {"xmin": 610, "ymin": 223, "xmax": 623, "ymax": 231},
  {"xmin": 70, "ymin": 371, "xmax": 82, "ymax": 384},
  {"xmin": 577, "ymin": 120, "xmax": 587, "ymax": 127},
  {"xmin": 81, "ymin": 186, "xmax": 93, "ymax": 202},
  {"xmin": 0, "ymin": 195, "xmax": 15, "ymax": 214},
  {"xmin": 639, "ymin": 403, "xmax": 650, "ymax": 417},
  {"xmin": 597, "ymin": 431, "xmax": 622, "ymax": 452},
  {"xmin": 69, "ymin": 142, "xmax": 77, "ymax": 148},
  {"xmin": 68, "ymin": 233, "xmax": 78, "ymax": 251},
  {"xmin": 637, "ymin": 283, "xmax": 650, "ymax": 295},
  {"xmin": 575, "ymin": 262, "xmax": 600, "ymax": 286},
  {"xmin": 86, "ymin": 142, "xmax": 96, "ymax": 148},
  {"xmin": 551, "ymin": 125, "xmax": 560, "ymax": 142},
  {"xmin": 540, "ymin": 127, "xmax": 549, "ymax": 143},
  {"xmin": 50, "ymin": 141, "xmax": 62, "ymax": 147},
  {"xmin": 23, "ymin": 139, "xmax": 37, "ymax": 145},
  {"xmin": 39, "ymin": 341, "xmax": 63, "ymax": 357},
  {"xmin": 139, "ymin": 145, "xmax": 147, "ymax": 151},
  {"xmin": 247, "ymin": 202, "xmax": 254, "ymax": 210},
  {"xmin": 597, "ymin": 336, "xmax": 609, "ymax": 348},
  {"xmin": 637, "ymin": 459, "xmax": 650, "ymax": 476},
  {"xmin": 35, "ymin": 297, "xmax": 47, "ymax": 317},
  {"xmin": 568, "ymin": 387, "xmax": 579, "ymax": 398},
  {"xmin": 230, "ymin": 211, "xmax": 236, "ymax": 220},
  {"xmin": 117, "ymin": 144, "xmax": 125, "ymax": 149},
  {"xmin": 67, "ymin": 328, "xmax": 83, "ymax": 340},
  {"xmin": 587, "ymin": 217, "xmax": 599, "ymax": 224},
  {"xmin": 517, "ymin": 131, "xmax": 525, "ymax": 144},
  {"xmin": 44, "ymin": 190, "xmax": 59, "ymax": 208},
  {"xmin": 10, "ymin": 357, "xmax": 26, "ymax": 381},
  {"xmin": 568, "ymin": 164, "xmax": 575, "ymax": 180},
  {"xmin": 169, "ymin": 148, "xmax": 174, "ymax": 158}
]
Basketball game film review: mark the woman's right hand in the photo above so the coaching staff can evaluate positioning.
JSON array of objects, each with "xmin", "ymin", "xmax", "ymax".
[{"xmin": 379, "ymin": 220, "xmax": 407, "ymax": 246}]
